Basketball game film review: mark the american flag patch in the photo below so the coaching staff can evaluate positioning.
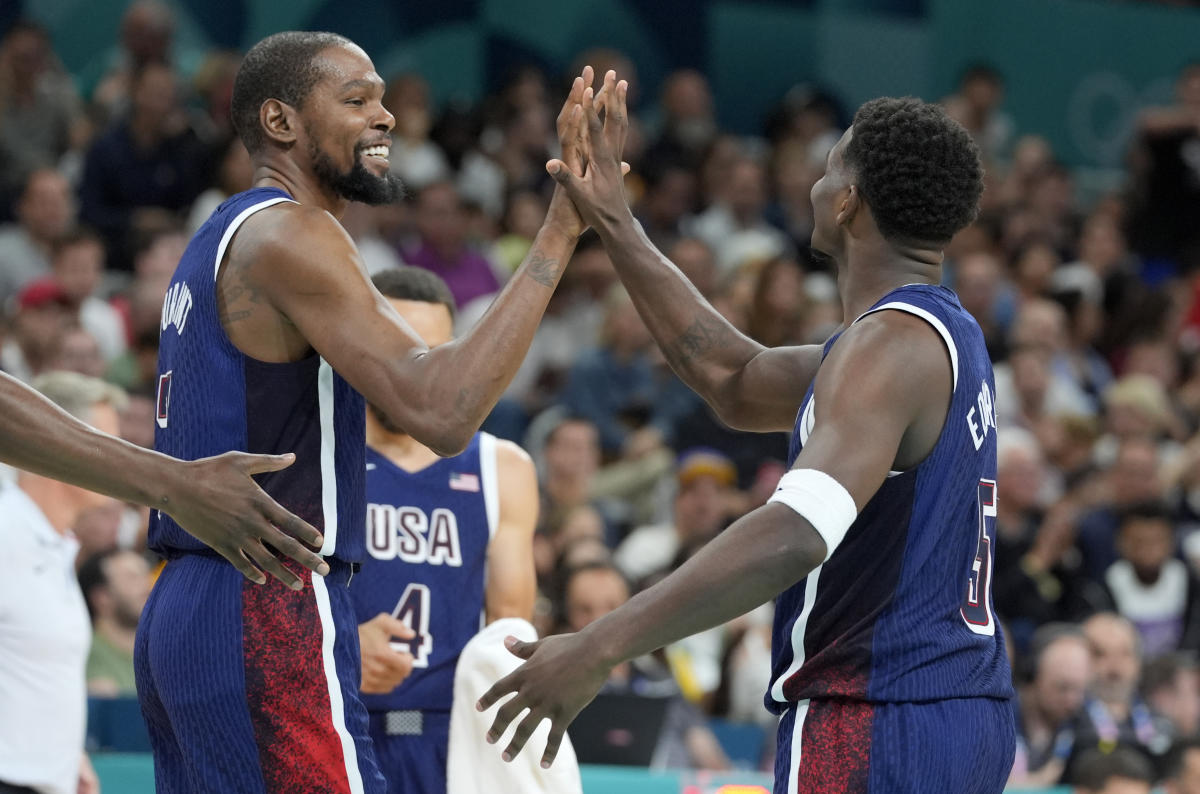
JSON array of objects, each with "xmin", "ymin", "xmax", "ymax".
[{"xmin": 449, "ymin": 472, "xmax": 480, "ymax": 492}]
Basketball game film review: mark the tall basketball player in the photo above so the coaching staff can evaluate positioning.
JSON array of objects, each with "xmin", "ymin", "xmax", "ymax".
[
  {"xmin": 479, "ymin": 75, "xmax": 1016, "ymax": 792},
  {"xmin": 350, "ymin": 267, "xmax": 537, "ymax": 794},
  {"xmin": 135, "ymin": 33, "xmax": 591, "ymax": 793}
]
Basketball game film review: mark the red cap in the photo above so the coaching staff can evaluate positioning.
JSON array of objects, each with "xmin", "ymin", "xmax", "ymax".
[{"xmin": 17, "ymin": 279, "xmax": 71, "ymax": 311}]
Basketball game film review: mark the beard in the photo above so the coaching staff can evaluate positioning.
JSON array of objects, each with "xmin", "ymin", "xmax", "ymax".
[{"xmin": 308, "ymin": 137, "xmax": 405, "ymax": 205}]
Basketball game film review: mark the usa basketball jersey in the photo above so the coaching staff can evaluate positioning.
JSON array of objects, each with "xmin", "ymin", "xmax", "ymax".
[
  {"xmin": 768, "ymin": 284, "xmax": 1013, "ymax": 710},
  {"xmin": 149, "ymin": 186, "xmax": 366, "ymax": 563},
  {"xmin": 351, "ymin": 433, "xmax": 499, "ymax": 713}
]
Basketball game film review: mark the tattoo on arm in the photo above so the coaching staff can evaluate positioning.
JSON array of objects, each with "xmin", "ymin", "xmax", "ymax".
[
  {"xmin": 525, "ymin": 251, "xmax": 562, "ymax": 288},
  {"xmin": 217, "ymin": 259, "xmax": 264, "ymax": 326},
  {"xmin": 666, "ymin": 314, "xmax": 735, "ymax": 370}
]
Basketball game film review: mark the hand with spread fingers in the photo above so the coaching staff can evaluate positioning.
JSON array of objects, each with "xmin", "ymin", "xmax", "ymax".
[
  {"xmin": 475, "ymin": 632, "xmax": 610, "ymax": 768},
  {"xmin": 546, "ymin": 68, "xmax": 633, "ymax": 235}
]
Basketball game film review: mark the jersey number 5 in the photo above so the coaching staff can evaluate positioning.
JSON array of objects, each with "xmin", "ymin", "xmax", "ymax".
[
  {"xmin": 390, "ymin": 583, "xmax": 433, "ymax": 668},
  {"xmin": 960, "ymin": 479, "xmax": 997, "ymax": 636}
]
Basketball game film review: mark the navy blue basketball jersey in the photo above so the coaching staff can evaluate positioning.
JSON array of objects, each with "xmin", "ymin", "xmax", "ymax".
[
  {"xmin": 351, "ymin": 433, "xmax": 498, "ymax": 713},
  {"xmin": 149, "ymin": 187, "xmax": 367, "ymax": 563},
  {"xmin": 767, "ymin": 284, "xmax": 1013, "ymax": 710}
]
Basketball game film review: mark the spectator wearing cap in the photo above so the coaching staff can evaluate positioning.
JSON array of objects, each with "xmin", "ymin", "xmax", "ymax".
[
  {"xmin": 0, "ymin": 279, "xmax": 75, "ymax": 381},
  {"xmin": 614, "ymin": 449, "xmax": 736, "ymax": 585}
]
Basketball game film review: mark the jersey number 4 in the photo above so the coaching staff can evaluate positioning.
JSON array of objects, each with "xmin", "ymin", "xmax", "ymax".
[
  {"xmin": 960, "ymin": 479, "xmax": 997, "ymax": 636},
  {"xmin": 390, "ymin": 583, "xmax": 433, "ymax": 668}
]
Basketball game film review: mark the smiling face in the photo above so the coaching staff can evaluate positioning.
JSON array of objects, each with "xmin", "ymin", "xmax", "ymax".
[{"xmin": 298, "ymin": 45, "xmax": 402, "ymax": 205}]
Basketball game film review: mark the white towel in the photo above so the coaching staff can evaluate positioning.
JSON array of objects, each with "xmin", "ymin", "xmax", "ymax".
[{"xmin": 447, "ymin": 618, "xmax": 583, "ymax": 794}]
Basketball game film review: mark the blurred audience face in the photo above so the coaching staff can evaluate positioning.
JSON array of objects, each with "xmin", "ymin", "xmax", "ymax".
[
  {"xmin": 661, "ymin": 69, "xmax": 715, "ymax": 149},
  {"xmin": 998, "ymin": 435, "xmax": 1045, "ymax": 515},
  {"xmin": 954, "ymin": 253, "xmax": 1002, "ymax": 324},
  {"xmin": 131, "ymin": 61, "xmax": 178, "ymax": 126},
  {"xmin": 1079, "ymin": 214, "xmax": 1127, "ymax": 275},
  {"xmin": 53, "ymin": 237, "xmax": 105, "ymax": 304},
  {"xmin": 1124, "ymin": 340, "xmax": 1179, "ymax": 390},
  {"xmin": 1117, "ymin": 513, "xmax": 1175, "ymax": 583},
  {"xmin": 1084, "ymin": 613, "xmax": 1142, "ymax": 708},
  {"xmin": 384, "ymin": 73, "xmax": 433, "ymax": 142},
  {"xmin": 503, "ymin": 190, "xmax": 546, "ymax": 241},
  {"xmin": 564, "ymin": 566, "xmax": 629, "ymax": 633},
  {"xmin": 643, "ymin": 166, "xmax": 696, "ymax": 230},
  {"xmin": 73, "ymin": 501, "xmax": 123, "ymax": 559},
  {"xmin": 1032, "ymin": 635, "xmax": 1092, "ymax": 727},
  {"xmin": 544, "ymin": 419, "xmax": 600, "ymax": 483},
  {"xmin": 47, "ymin": 327, "xmax": 105, "ymax": 377},
  {"xmin": 93, "ymin": 550, "xmax": 153, "ymax": 629},
  {"xmin": 17, "ymin": 170, "xmax": 74, "ymax": 243},
  {"xmin": 121, "ymin": 0, "xmax": 174, "ymax": 64},
  {"xmin": 1013, "ymin": 243, "xmax": 1061, "ymax": 298},
  {"xmin": 416, "ymin": 182, "xmax": 467, "ymax": 256},
  {"xmin": 669, "ymin": 238, "xmax": 717, "ymax": 298},
  {"xmin": 727, "ymin": 159, "xmax": 768, "ymax": 223},
  {"xmin": 1148, "ymin": 667, "xmax": 1200, "ymax": 740},
  {"xmin": 1110, "ymin": 440, "xmax": 1162, "ymax": 506},
  {"xmin": 674, "ymin": 475, "xmax": 729, "ymax": 544},
  {"xmin": 601, "ymin": 290, "xmax": 651, "ymax": 357}
]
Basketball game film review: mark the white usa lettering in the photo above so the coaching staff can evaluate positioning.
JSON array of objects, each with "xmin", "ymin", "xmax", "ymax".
[
  {"xmin": 366, "ymin": 503, "xmax": 463, "ymax": 566},
  {"xmin": 160, "ymin": 282, "xmax": 194, "ymax": 336},
  {"xmin": 966, "ymin": 380, "xmax": 997, "ymax": 450}
]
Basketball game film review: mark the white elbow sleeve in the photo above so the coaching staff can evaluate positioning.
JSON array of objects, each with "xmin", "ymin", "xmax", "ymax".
[{"xmin": 767, "ymin": 469, "xmax": 858, "ymax": 561}]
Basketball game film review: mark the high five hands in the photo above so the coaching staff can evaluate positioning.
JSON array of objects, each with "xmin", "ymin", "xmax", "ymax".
[{"xmin": 472, "ymin": 67, "xmax": 635, "ymax": 772}]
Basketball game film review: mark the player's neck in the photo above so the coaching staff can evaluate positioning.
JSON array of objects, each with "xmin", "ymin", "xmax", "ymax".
[
  {"xmin": 367, "ymin": 425, "xmax": 441, "ymax": 472},
  {"xmin": 252, "ymin": 162, "xmax": 349, "ymax": 219},
  {"xmin": 836, "ymin": 237, "xmax": 942, "ymax": 322}
]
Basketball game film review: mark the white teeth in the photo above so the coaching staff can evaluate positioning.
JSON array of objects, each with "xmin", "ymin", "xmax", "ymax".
[{"xmin": 362, "ymin": 145, "xmax": 390, "ymax": 160}]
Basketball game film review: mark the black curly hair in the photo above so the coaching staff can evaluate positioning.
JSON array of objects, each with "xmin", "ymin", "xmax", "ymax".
[
  {"xmin": 843, "ymin": 97, "xmax": 983, "ymax": 245},
  {"xmin": 231, "ymin": 31, "xmax": 353, "ymax": 154}
]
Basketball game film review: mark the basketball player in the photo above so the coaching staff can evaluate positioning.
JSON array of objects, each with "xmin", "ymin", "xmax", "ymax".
[
  {"xmin": 479, "ymin": 75, "xmax": 1016, "ymax": 792},
  {"xmin": 0, "ymin": 369, "xmax": 324, "ymax": 585},
  {"xmin": 350, "ymin": 267, "xmax": 537, "ymax": 794},
  {"xmin": 135, "ymin": 33, "xmax": 591, "ymax": 793}
]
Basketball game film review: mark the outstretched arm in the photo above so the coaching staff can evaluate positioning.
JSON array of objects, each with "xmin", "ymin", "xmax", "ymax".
[
  {"xmin": 550, "ymin": 72, "xmax": 822, "ymax": 432},
  {"xmin": 0, "ymin": 372, "xmax": 328, "ymax": 587},
  {"xmin": 238, "ymin": 75, "xmax": 595, "ymax": 456},
  {"xmin": 476, "ymin": 312, "xmax": 953, "ymax": 767}
]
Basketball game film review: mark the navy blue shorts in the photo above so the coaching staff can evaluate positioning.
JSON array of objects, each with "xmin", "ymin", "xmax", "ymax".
[
  {"xmin": 367, "ymin": 710, "xmax": 449, "ymax": 794},
  {"xmin": 774, "ymin": 696, "xmax": 1015, "ymax": 793},
  {"xmin": 134, "ymin": 553, "xmax": 386, "ymax": 794}
]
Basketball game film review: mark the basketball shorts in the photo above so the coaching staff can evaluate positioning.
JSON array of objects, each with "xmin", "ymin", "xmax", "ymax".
[
  {"xmin": 774, "ymin": 696, "xmax": 1015, "ymax": 793},
  {"xmin": 367, "ymin": 710, "xmax": 450, "ymax": 794},
  {"xmin": 134, "ymin": 552, "xmax": 386, "ymax": 794}
]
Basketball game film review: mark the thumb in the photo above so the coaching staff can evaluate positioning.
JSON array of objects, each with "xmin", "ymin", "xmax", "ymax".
[
  {"xmin": 546, "ymin": 159, "xmax": 576, "ymax": 187},
  {"xmin": 504, "ymin": 635, "xmax": 538, "ymax": 659},
  {"xmin": 240, "ymin": 452, "xmax": 296, "ymax": 475}
]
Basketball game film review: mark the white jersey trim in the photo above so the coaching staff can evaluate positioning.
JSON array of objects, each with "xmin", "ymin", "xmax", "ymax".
[
  {"xmin": 787, "ymin": 699, "xmax": 811, "ymax": 794},
  {"xmin": 311, "ymin": 574, "xmax": 366, "ymax": 794},
  {"xmin": 317, "ymin": 358, "xmax": 338, "ymax": 556},
  {"xmin": 212, "ymin": 196, "xmax": 296, "ymax": 282},
  {"xmin": 479, "ymin": 432, "xmax": 500, "ymax": 540},
  {"xmin": 856, "ymin": 301, "xmax": 959, "ymax": 390},
  {"xmin": 770, "ymin": 563, "xmax": 823, "ymax": 703}
]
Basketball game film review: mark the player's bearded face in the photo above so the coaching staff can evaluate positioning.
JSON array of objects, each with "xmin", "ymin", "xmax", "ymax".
[{"xmin": 307, "ymin": 125, "xmax": 404, "ymax": 205}]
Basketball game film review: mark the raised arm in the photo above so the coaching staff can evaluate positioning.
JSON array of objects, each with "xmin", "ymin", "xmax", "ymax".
[
  {"xmin": 485, "ymin": 439, "xmax": 538, "ymax": 623},
  {"xmin": 550, "ymin": 72, "xmax": 821, "ymax": 432},
  {"xmin": 0, "ymin": 371, "xmax": 328, "ymax": 587},
  {"xmin": 475, "ymin": 311, "xmax": 953, "ymax": 766}
]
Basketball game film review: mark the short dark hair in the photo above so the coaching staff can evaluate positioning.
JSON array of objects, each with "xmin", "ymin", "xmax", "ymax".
[
  {"xmin": 1071, "ymin": 746, "xmax": 1154, "ymax": 789},
  {"xmin": 1119, "ymin": 501, "xmax": 1173, "ymax": 530},
  {"xmin": 371, "ymin": 266, "xmax": 457, "ymax": 320},
  {"xmin": 52, "ymin": 226, "xmax": 104, "ymax": 261},
  {"xmin": 1163, "ymin": 738, "xmax": 1200, "ymax": 781},
  {"xmin": 843, "ymin": 97, "xmax": 983, "ymax": 245},
  {"xmin": 231, "ymin": 31, "xmax": 353, "ymax": 154}
]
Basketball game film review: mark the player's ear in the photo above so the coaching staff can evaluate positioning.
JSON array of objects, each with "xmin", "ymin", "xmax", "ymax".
[
  {"xmin": 837, "ymin": 185, "xmax": 861, "ymax": 228},
  {"xmin": 261, "ymin": 99, "xmax": 298, "ymax": 147}
]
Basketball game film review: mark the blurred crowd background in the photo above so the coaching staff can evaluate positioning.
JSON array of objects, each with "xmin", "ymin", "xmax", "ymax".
[{"xmin": 7, "ymin": 0, "xmax": 1200, "ymax": 790}]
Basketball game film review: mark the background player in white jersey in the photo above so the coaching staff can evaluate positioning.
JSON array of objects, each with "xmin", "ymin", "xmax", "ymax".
[
  {"xmin": 351, "ymin": 266, "xmax": 537, "ymax": 794},
  {"xmin": 479, "ymin": 74, "xmax": 1015, "ymax": 793}
]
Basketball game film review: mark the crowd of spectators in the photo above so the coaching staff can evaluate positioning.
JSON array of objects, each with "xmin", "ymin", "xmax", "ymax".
[{"xmin": 5, "ymin": 2, "xmax": 1200, "ymax": 786}]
